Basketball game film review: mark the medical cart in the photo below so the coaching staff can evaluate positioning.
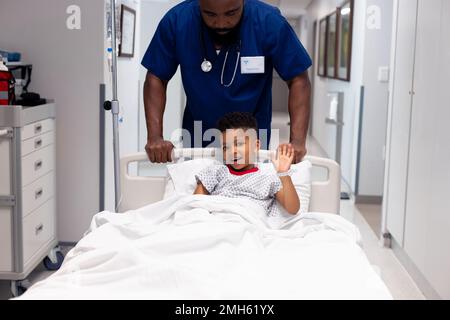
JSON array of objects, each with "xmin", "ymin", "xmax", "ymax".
[{"xmin": 0, "ymin": 102, "xmax": 63, "ymax": 297}]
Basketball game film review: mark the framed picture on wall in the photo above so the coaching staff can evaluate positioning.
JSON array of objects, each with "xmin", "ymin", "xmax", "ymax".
[
  {"xmin": 336, "ymin": 0, "xmax": 354, "ymax": 81},
  {"xmin": 317, "ymin": 17, "xmax": 328, "ymax": 77},
  {"xmin": 119, "ymin": 5, "xmax": 136, "ymax": 57},
  {"xmin": 326, "ymin": 10, "xmax": 338, "ymax": 78}
]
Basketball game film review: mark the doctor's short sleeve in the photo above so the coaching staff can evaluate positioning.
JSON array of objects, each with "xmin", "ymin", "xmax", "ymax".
[
  {"xmin": 141, "ymin": 12, "xmax": 179, "ymax": 81},
  {"xmin": 195, "ymin": 165, "xmax": 227, "ymax": 194},
  {"xmin": 265, "ymin": 12, "xmax": 312, "ymax": 81}
]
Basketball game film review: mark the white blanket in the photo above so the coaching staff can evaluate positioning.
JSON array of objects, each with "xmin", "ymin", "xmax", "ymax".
[{"xmin": 18, "ymin": 195, "xmax": 392, "ymax": 300}]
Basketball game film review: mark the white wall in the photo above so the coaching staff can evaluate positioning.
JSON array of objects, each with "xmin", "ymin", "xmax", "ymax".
[
  {"xmin": 138, "ymin": 0, "xmax": 185, "ymax": 152},
  {"xmin": 0, "ymin": 0, "xmax": 104, "ymax": 242},
  {"xmin": 357, "ymin": 0, "xmax": 392, "ymax": 196},
  {"xmin": 103, "ymin": 0, "xmax": 143, "ymax": 212},
  {"xmin": 272, "ymin": 18, "xmax": 302, "ymax": 115},
  {"xmin": 0, "ymin": 0, "xmax": 183, "ymax": 240},
  {"xmin": 304, "ymin": 0, "xmax": 393, "ymax": 197},
  {"xmin": 118, "ymin": 0, "xmax": 141, "ymax": 158},
  {"xmin": 305, "ymin": 0, "xmax": 366, "ymax": 191}
]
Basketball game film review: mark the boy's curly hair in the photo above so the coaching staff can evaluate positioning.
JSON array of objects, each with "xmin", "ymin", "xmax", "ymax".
[{"xmin": 217, "ymin": 112, "xmax": 258, "ymax": 133}]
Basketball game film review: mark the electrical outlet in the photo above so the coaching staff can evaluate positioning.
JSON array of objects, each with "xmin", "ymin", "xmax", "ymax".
[{"xmin": 378, "ymin": 67, "xmax": 390, "ymax": 83}]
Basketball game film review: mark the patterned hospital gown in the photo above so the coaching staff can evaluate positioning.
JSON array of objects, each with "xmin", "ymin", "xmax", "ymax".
[{"xmin": 195, "ymin": 164, "xmax": 283, "ymax": 217}]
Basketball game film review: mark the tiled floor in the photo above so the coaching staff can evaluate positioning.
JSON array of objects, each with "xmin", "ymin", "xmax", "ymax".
[
  {"xmin": 340, "ymin": 199, "xmax": 425, "ymax": 299},
  {"xmin": 0, "ymin": 123, "xmax": 425, "ymax": 300},
  {"xmin": 356, "ymin": 203, "xmax": 382, "ymax": 236},
  {"xmin": 0, "ymin": 245, "xmax": 72, "ymax": 300},
  {"xmin": 305, "ymin": 133, "xmax": 425, "ymax": 300}
]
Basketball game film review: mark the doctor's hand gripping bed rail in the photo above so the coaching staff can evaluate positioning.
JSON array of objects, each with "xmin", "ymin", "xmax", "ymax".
[{"xmin": 118, "ymin": 148, "xmax": 341, "ymax": 215}]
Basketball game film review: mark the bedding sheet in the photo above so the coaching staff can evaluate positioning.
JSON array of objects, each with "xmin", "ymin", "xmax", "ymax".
[{"xmin": 18, "ymin": 195, "xmax": 392, "ymax": 300}]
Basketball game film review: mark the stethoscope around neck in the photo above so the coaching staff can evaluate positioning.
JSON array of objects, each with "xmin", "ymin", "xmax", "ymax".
[{"xmin": 200, "ymin": 26, "xmax": 242, "ymax": 87}]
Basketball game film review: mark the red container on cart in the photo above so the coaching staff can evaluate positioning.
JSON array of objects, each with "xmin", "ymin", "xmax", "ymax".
[{"xmin": 0, "ymin": 68, "xmax": 16, "ymax": 105}]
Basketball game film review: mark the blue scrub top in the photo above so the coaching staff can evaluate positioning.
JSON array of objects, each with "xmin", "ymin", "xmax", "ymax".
[{"xmin": 142, "ymin": 0, "xmax": 312, "ymax": 148}]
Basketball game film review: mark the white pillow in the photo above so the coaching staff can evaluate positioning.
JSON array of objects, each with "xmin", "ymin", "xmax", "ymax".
[
  {"xmin": 258, "ymin": 160, "xmax": 312, "ymax": 214},
  {"xmin": 163, "ymin": 158, "xmax": 219, "ymax": 198},
  {"xmin": 164, "ymin": 158, "xmax": 312, "ymax": 214}
]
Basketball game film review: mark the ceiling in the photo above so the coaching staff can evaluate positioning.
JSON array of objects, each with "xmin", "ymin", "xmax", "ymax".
[{"xmin": 262, "ymin": 0, "xmax": 313, "ymax": 18}]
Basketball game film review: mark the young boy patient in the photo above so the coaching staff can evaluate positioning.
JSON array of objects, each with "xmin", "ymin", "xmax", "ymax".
[{"xmin": 194, "ymin": 112, "xmax": 300, "ymax": 216}]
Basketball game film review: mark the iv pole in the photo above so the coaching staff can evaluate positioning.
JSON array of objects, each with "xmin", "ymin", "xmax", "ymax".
[{"xmin": 104, "ymin": 0, "xmax": 121, "ymax": 212}]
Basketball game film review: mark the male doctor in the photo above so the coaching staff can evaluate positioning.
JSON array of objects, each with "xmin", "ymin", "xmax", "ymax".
[{"xmin": 142, "ymin": 0, "xmax": 312, "ymax": 163}]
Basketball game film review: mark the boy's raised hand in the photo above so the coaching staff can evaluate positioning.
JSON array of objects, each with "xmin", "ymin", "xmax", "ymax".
[{"xmin": 271, "ymin": 144, "xmax": 295, "ymax": 173}]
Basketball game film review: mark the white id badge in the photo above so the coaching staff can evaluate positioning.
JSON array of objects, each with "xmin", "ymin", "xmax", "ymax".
[{"xmin": 241, "ymin": 56, "xmax": 265, "ymax": 74}]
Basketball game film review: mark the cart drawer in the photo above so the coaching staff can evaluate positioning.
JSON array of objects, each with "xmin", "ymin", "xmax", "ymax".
[
  {"xmin": 22, "ymin": 171, "xmax": 55, "ymax": 218},
  {"xmin": 21, "ymin": 118, "xmax": 54, "ymax": 141},
  {"xmin": 0, "ymin": 208, "xmax": 13, "ymax": 272},
  {"xmin": 22, "ymin": 131, "xmax": 54, "ymax": 157},
  {"xmin": 22, "ymin": 144, "xmax": 54, "ymax": 188},
  {"xmin": 23, "ymin": 199, "xmax": 55, "ymax": 264}
]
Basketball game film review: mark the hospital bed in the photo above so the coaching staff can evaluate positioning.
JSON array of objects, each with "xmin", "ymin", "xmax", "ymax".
[
  {"xmin": 119, "ymin": 148, "xmax": 341, "ymax": 214},
  {"xmin": 15, "ymin": 149, "xmax": 393, "ymax": 300}
]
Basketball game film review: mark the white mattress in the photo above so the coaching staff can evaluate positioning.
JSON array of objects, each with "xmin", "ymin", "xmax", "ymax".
[{"xmin": 17, "ymin": 195, "xmax": 392, "ymax": 300}]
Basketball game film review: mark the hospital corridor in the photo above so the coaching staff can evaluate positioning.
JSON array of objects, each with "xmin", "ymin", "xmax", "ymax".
[{"xmin": 0, "ymin": 0, "xmax": 449, "ymax": 302}]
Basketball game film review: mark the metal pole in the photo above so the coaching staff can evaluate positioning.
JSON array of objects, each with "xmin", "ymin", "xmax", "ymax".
[{"xmin": 108, "ymin": 0, "xmax": 121, "ymax": 212}]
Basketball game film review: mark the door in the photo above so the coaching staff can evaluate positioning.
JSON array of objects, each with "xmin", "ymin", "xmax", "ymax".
[
  {"xmin": 385, "ymin": 0, "xmax": 418, "ymax": 244},
  {"xmin": 403, "ymin": 0, "xmax": 450, "ymax": 299}
]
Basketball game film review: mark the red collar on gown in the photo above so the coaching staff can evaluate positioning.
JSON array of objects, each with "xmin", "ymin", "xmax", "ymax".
[{"xmin": 226, "ymin": 165, "xmax": 259, "ymax": 176}]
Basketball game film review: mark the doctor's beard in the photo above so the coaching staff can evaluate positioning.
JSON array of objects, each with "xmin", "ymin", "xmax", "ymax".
[{"xmin": 205, "ymin": 19, "xmax": 242, "ymax": 47}]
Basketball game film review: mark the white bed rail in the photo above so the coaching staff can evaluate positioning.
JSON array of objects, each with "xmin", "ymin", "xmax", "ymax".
[{"xmin": 119, "ymin": 150, "xmax": 341, "ymax": 214}]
